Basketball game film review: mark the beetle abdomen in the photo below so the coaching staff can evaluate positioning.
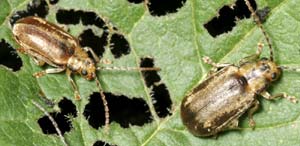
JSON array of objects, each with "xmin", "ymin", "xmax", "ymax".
[
  {"xmin": 13, "ymin": 16, "xmax": 77, "ymax": 65},
  {"xmin": 181, "ymin": 66, "xmax": 255, "ymax": 136}
]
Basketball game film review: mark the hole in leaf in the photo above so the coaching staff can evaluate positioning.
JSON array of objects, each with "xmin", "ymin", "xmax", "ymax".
[
  {"xmin": 110, "ymin": 34, "xmax": 131, "ymax": 58},
  {"xmin": 147, "ymin": 0, "xmax": 187, "ymax": 16},
  {"xmin": 140, "ymin": 57, "xmax": 161, "ymax": 87},
  {"xmin": 93, "ymin": 141, "xmax": 117, "ymax": 146},
  {"xmin": 139, "ymin": 57, "xmax": 172, "ymax": 118},
  {"xmin": 10, "ymin": 0, "xmax": 49, "ymax": 26},
  {"xmin": 49, "ymin": 0, "xmax": 59, "ymax": 5},
  {"xmin": 83, "ymin": 92, "xmax": 152, "ymax": 129},
  {"xmin": 79, "ymin": 29, "xmax": 108, "ymax": 58},
  {"xmin": 38, "ymin": 98, "xmax": 77, "ymax": 135},
  {"xmin": 204, "ymin": 0, "xmax": 257, "ymax": 37},
  {"xmin": 152, "ymin": 84, "xmax": 172, "ymax": 118},
  {"xmin": 56, "ymin": 9, "xmax": 107, "ymax": 29},
  {"xmin": 27, "ymin": 0, "xmax": 49, "ymax": 17},
  {"xmin": 80, "ymin": 11, "xmax": 105, "ymax": 28},
  {"xmin": 0, "ymin": 39, "xmax": 22, "ymax": 71},
  {"xmin": 127, "ymin": 0, "xmax": 143, "ymax": 4},
  {"xmin": 56, "ymin": 9, "xmax": 81, "ymax": 24}
]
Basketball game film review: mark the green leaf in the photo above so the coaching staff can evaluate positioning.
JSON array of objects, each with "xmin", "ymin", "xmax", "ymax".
[{"xmin": 1, "ymin": 0, "xmax": 300, "ymax": 146}]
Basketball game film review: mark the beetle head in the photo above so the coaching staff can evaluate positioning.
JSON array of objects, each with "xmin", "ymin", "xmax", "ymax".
[
  {"xmin": 80, "ymin": 58, "xmax": 96, "ymax": 80},
  {"xmin": 257, "ymin": 58, "xmax": 281, "ymax": 82}
]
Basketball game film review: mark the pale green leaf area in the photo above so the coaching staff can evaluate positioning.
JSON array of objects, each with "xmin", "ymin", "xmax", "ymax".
[{"xmin": 0, "ymin": 0, "xmax": 300, "ymax": 146}]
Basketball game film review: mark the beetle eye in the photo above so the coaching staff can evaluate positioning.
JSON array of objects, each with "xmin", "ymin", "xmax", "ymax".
[
  {"xmin": 271, "ymin": 73, "xmax": 277, "ymax": 80},
  {"xmin": 260, "ymin": 63, "xmax": 270, "ymax": 71},
  {"xmin": 81, "ymin": 70, "xmax": 87, "ymax": 76},
  {"xmin": 260, "ymin": 57, "xmax": 268, "ymax": 61}
]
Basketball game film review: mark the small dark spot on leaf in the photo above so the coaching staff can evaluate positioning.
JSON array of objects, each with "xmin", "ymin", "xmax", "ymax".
[
  {"xmin": 204, "ymin": 0, "xmax": 257, "ymax": 37},
  {"xmin": 79, "ymin": 29, "xmax": 107, "ymax": 58},
  {"xmin": 140, "ymin": 57, "xmax": 161, "ymax": 87},
  {"xmin": 147, "ymin": 0, "xmax": 187, "ymax": 16},
  {"xmin": 83, "ymin": 92, "xmax": 152, "ymax": 129},
  {"xmin": 110, "ymin": 34, "xmax": 131, "ymax": 58},
  {"xmin": 256, "ymin": 7, "xmax": 270, "ymax": 22},
  {"xmin": 38, "ymin": 98, "xmax": 77, "ymax": 135},
  {"xmin": 127, "ymin": 0, "xmax": 143, "ymax": 4},
  {"xmin": 0, "ymin": 39, "xmax": 22, "ymax": 71}
]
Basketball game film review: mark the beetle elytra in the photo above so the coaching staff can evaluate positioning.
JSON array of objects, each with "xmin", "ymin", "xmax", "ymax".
[
  {"xmin": 180, "ymin": 0, "xmax": 298, "ymax": 137},
  {"xmin": 12, "ymin": 16, "xmax": 160, "ymax": 130}
]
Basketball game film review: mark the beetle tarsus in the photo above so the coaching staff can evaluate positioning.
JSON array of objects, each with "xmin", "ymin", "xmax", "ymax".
[{"xmin": 33, "ymin": 71, "xmax": 46, "ymax": 78}]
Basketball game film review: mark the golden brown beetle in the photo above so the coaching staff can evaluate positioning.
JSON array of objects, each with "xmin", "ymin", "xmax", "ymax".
[
  {"xmin": 12, "ymin": 16, "xmax": 160, "ymax": 130},
  {"xmin": 181, "ymin": 0, "xmax": 297, "ymax": 137}
]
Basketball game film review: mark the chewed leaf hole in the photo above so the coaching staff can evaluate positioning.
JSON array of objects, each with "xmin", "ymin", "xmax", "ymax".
[
  {"xmin": 140, "ymin": 57, "xmax": 172, "ymax": 118},
  {"xmin": 83, "ymin": 92, "xmax": 152, "ymax": 129},
  {"xmin": 93, "ymin": 141, "xmax": 117, "ymax": 146},
  {"xmin": 110, "ymin": 33, "xmax": 131, "ymax": 58},
  {"xmin": 38, "ymin": 98, "xmax": 77, "ymax": 135},
  {"xmin": 79, "ymin": 29, "xmax": 108, "ymax": 58},
  {"xmin": 147, "ymin": 0, "xmax": 187, "ymax": 16},
  {"xmin": 10, "ymin": 0, "xmax": 49, "ymax": 26},
  {"xmin": 127, "ymin": 0, "xmax": 143, "ymax": 4},
  {"xmin": 0, "ymin": 39, "xmax": 22, "ymax": 71},
  {"xmin": 204, "ymin": 0, "xmax": 257, "ymax": 37}
]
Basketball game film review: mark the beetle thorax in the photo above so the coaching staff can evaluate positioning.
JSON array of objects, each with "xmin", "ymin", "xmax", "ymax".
[
  {"xmin": 67, "ymin": 56, "xmax": 96, "ymax": 80},
  {"xmin": 238, "ymin": 59, "xmax": 281, "ymax": 94}
]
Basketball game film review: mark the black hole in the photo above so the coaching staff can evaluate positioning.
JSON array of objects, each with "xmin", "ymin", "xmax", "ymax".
[
  {"xmin": 204, "ymin": 0, "xmax": 257, "ymax": 37},
  {"xmin": 80, "ymin": 11, "xmax": 105, "ymax": 28},
  {"xmin": 38, "ymin": 98, "xmax": 77, "ymax": 135},
  {"xmin": 56, "ymin": 9, "xmax": 81, "ymax": 24},
  {"xmin": 10, "ymin": 0, "xmax": 49, "ymax": 26},
  {"xmin": 10, "ymin": 11, "xmax": 31, "ymax": 26},
  {"xmin": 234, "ymin": 0, "xmax": 257, "ymax": 19},
  {"xmin": 79, "ymin": 29, "xmax": 107, "ymax": 58},
  {"xmin": 152, "ymin": 84, "xmax": 172, "ymax": 118},
  {"xmin": 0, "ymin": 39, "xmax": 22, "ymax": 71},
  {"xmin": 147, "ymin": 0, "xmax": 187, "ymax": 16},
  {"xmin": 49, "ymin": 0, "xmax": 59, "ymax": 5},
  {"xmin": 93, "ymin": 141, "xmax": 117, "ymax": 146},
  {"xmin": 27, "ymin": 0, "xmax": 49, "ymax": 18},
  {"xmin": 127, "ymin": 0, "xmax": 143, "ymax": 4},
  {"xmin": 83, "ymin": 92, "xmax": 152, "ymax": 129},
  {"xmin": 58, "ymin": 98, "xmax": 77, "ymax": 116},
  {"xmin": 140, "ymin": 57, "xmax": 161, "ymax": 87},
  {"xmin": 110, "ymin": 34, "xmax": 131, "ymax": 58}
]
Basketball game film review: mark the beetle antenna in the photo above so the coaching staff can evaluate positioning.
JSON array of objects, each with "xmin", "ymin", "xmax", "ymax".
[
  {"xmin": 244, "ymin": 0, "xmax": 274, "ymax": 61},
  {"xmin": 94, "ymin": 76, "xmax": 110, "ymax": 133},
  {"xmin": 97, "ymin": 66, "xmax": 161, "ymax": 71},
  {"xmin": 31, "ymin": 100, "xmax": 69, "ymax": 146}
]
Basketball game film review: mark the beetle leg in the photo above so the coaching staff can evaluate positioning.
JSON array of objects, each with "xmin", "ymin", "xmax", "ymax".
[
  {"xmin": 66, "ymin": 69, "xmax": 81, "ymax": 100},
  {"xmin": 260, "ymin": 91, "xmax": 298, "ymax": 103},
  {"xmin": 239, "ymin": 42, "xmax": 264, "ymax": 65},
  {"xmin": 248, "ymin": 100, "xmax": 260, "ymax": 128},
  {"xmin": 202, "ymin": 56, "xmax": 231, "ymax": 69},
  {"xmin": 33, "ymin": 67, "xmax": 66, "ymax": 78},
  {"xmin": 83, "ymin": 47, "xmax": 100, "ymax": 63},
  {"xmin": 33, "ymin": 57, "xmax": 45, "ymax": 66}
]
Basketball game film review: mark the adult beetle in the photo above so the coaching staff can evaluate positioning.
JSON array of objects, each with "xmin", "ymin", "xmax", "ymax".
[
  {"xmin": 12, "ymin": 16, "xmax": 160, "ymax": 129},
  {"xmin": 180, "ymin": 1, "xmax": 297, "ymax": 137}
]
